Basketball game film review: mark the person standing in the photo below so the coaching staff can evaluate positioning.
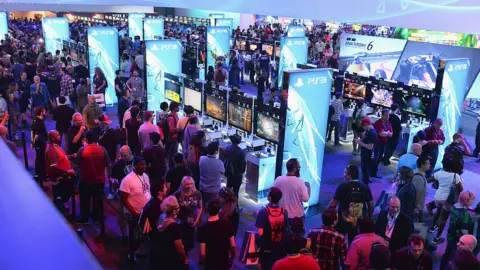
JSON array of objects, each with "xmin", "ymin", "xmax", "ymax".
[
  {"xmin": 126, "ymin": 69, "xmax": 145, "ymax": 102},
  {"xmin": 372, "ymin": 109, "xmax": 393, "ymax": 178},
  {"xmin": 327, "ymin": 92, "xmax": 343, "ymax": 146},
  {"xmin": 307, "ymin": 209, "xmax": 347, "ymax": 269},
  {"xmin": 391, "ymin": 234, "xmax": 433, "ymax": 270},
  {"xmin": 375, "ymin": 196, "xmax": 414, "ymax": 254},
  {"xmin": 17, "ymin": 72, "xmax": 31, "ymax": 126},
  {"xmin": 59, "ymin": 67, "xmax": 74, "ymax": 101},
  {"xmin": 383, "ymin": 104, "xmax": 402, "ymax": 165},
  {"xmin": 182, "ymin": 115, "xmax": 201, "ymax": 158},
  {"xmin": 223, "ymin": 134, "xmax": 246, "ymax": 198},
  {"xmin": 75, "ymin": 78, "xmax": 89, "ymax": 113},
  {"xmin": 75, "ymin": 130, "xmax": 111, "ymax": 223},
  {"xmin": 82, "ymin": 95, "xmax": 102, "ymax": 132},
  {"xmin": 351, "ymin": 100, "xmax": 366, "ymax": 155},
  {"xmin": 396, "ymin": 167, "xmax": 416, "ymax": 219},
  {"xmin": 328, "ymin": 164, "xmax": 374, "ymax": 244},
  {"xmin": 354, "ymin": 118, "xmax": 377, "ymax": 184},
  {"xmin": 117, "ymin": 90, "xmax": 130, "ymax": 128},
  {"xmin": 165, "ymin": 153, "xmax": 192, "ymax": 196},
  {"xmin": 473, "ymin": 117, "xmax": 480, "ymax": 161},
  {"xmin": 98, "ymin": 114, "xmax": 119, "ymax": 163},
  {"xmin": 443, "ymin": 133, "xmax": 471, "ymax": 164},
  {"xmin": 125, "ymin": 107, "xmax": 142, "ymax": 155},
  {"xmin": 31, "ymin": 106, "xmax": 48, "ymax": 184},
  {"xmin": 424, "ymin": 118, "xmax": 445, "ymax": 175},
  {"xmin": 30, "ymin": 75, "xmax": 51, "ymax": 112},
  {"xmin": 395, "ymin": 143, "xmax": 422, "ymax": 174},
  {"xmin": 7, "ymin": 82, "xmax": 21, "ymax": 140},
  {"xmin": 273, "ymin": 158, "xmax": 311, "ymax": 224},
  {"xmin": 93, "ymin": 67, "xmax": 107, "ymax": 95},
  {"xmin": 119, "ymin": 54, "xmax": 131, "ymax": 83},
  {"xmin": 412, "ymin": 156, "xmax": 431, "ymax": 222},
  {"xmin": 142, "ymin": 132, "xmax": 168, "ymax": 195},
  {"xmin": 138, "ymin": 111, "xmax": 161, "ymax": 150},
  {"xmin": 164, "ymin": 101, "xmax": 180, "ymax": 161},
  {"xmin": 52, "ymin": 96, "xmax": 74, "ymax": 142},
  {"xmin": 66, "ymin": 113, "xmax": 85, "ymax": 155},
  {"xmin": 114, "ymin": 70, "xmax": 126, "ymax": 104},
  {"xmin": 199, "ymin": 142, "xmax": 225, "ymax": 205},
  {"xmin": 255, "ymin": 187, "xmax": 288, "ymax": 270}
]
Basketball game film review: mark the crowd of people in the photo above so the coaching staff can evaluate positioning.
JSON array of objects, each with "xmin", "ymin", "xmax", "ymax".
[{"xmin": 2, "ymin": 16, "xmax": 480, "ymax": 270}]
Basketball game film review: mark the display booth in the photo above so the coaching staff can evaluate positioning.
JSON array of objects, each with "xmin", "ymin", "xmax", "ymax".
[
  {"xmin": 206, "ymin": 26, "xmax": 230, "ymax": 81},
  {"xmin": 0, "ymin": 12, "xmax": 7, "ymax": 42},
  {"xmin": 145, "ymin": 39, "xmax": 182, "ymax": 117},
  {"xmin": 87, "ymin": 27, "xmax": 119, "ymax": 105},
  {"xmin": 144, "ymin": 17, "xmax": 164, "ymax": 40},
  {"xmin": 128, "ymin": 13, "xmax": 145, "ymax": 40},
  {"xmin": 42, "ymin": 17, "xmax": 69, "ymax": 55},
  {"xmin": 277, "ymin": 36, "xmax": 308, "ymax": 87}
]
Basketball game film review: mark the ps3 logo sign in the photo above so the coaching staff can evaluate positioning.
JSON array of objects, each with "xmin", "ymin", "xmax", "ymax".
[
  {"xmin": 286, "ymin": 40, "xmax": 306, "ymax": 46},
  {"xmin": 46, "ymin": 19, "xmax": 66, "ymax": 25},
  {"xmin": 146, "ymin": 20, "xmax": 163, "ymax": 24},
  {"xmin": 307, "ymin": 77, "xmax": 327, "ymax": 85},
  {"xmin": 160, "ymin": 44, "xmax": 178, "ymax": 50},
  {"xmin": 91, "ymin": 30, "xmax": 114, "ymax": 36},
  {"xmin": 130, "ymin": 14, "xmax": 144, "ymax": 18},
  {"xmin": 448, "ymin": 64, "xmax": 468, "ymax": 72}
]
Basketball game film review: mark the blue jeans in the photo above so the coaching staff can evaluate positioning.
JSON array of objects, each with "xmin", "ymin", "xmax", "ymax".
[{"xmin": 372, "ymin": 142, "xmax": 386, "ymax": 176}]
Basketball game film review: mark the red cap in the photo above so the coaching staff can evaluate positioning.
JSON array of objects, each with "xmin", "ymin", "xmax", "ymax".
[
  {"xmin": 360, "ymin": 117, "xmax": 371, "ymax": 126},
  {"xmin": 98, "ymin": 114, "xmax": 111, "ymax": 124}
]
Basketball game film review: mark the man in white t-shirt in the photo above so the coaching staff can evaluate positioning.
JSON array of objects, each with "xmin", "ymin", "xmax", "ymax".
[
  {"xmin": 273, "ymin": 158, "xmax": 311, "ymax": 225},
  {"xmin": 120, "ymin": 157, "xmax": 152, "ymax": 217}
]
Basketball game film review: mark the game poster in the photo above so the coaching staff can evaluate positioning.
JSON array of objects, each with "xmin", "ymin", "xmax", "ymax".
[
  {"xmin": 215, "ymin": 18, "xmax": 233, "ymax": 35},
  {"xmin": 42, "ymin": 18, "xmax": 69, "ymax": 55},
  {"xmin": 286, "ymin": 25, "xmax": 306, "ymax": 37},
  {"xmin": 281, "ymin": 69, "xmax": 333, "ymax": 207},
  {"xmin": 278, "ymin": 36, "xmax": 308, "ymax": 87},
  {"xmin": 87, "ymin": 27, "xmax": 119, "ymax": 105},
  {"xmin": 144, "ymin": 18, "xmax": 164, "ymax": 40},
  {"xmin": 145, "ymin": 40, "xmax": 182, "ymax": 116},
  {"xmin": 128, "ymin": 13, "xmax": 145, "ymax": 40},
  {"xmin": 206, "ymin": 26, "xmax": 230, "ymax": 81}
]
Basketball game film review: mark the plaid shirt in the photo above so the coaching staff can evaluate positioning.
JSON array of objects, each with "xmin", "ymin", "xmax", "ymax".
[
  {"xmin": 60, "ymin": 74, "xmax": 74, "ymax": 96},
  {"xmin": 444, "ymin": 142, "xmax": 466, "ymax": 162},
  {"xmin": 308, "ymin": 226, "xmax": 347, "ymax": 270}
]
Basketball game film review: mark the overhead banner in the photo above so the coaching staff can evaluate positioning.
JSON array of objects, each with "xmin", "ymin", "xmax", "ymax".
[
  {"xmin": 278, "ymin": 69, "xmax": 333, "ymax": 207},
  {"xmin": 339, "ymin": 33, "xmax": 407, "ymax": 79},
  {"xmin": 206, "ymin": 26, "xmax": 231, "ymax": 80},
  {"xmin": 277, "ymin": 36, "xmax": 308, "ymax": 87},
  {"xmin": 286, "ymin": 25, "xmax": 306, "ymax": 37},
  {"xmin": 128, "ymin": 13, "xmax": 145, "ymax": 40},
  {"xmin": 215, "ymin": 18, "xmax": 233, "ymax": 34},
  {"xmin": 209, "ymin": 13, "xmax": 224, "ymax": 26},
  {"xmin": 436, "ymin": 58, "xmax": 471, "ymax": 169},
  {"xmin": 144, "ymin": 18, "xmax": 164, "ymax": 40},
  {"xmin": 42, "ymin": 17, "xmax": 69, "ymax": 54},
  {"xmin": 0, "ymin": 12, "xmax": 7, "ymax": 42},
  {"xmin": 87, "ymin": 27, "xmax": 119, "ymax": 105},
  {"xmin": 145, "ymin": 39, "xmax": 182, "ymax": 116}
]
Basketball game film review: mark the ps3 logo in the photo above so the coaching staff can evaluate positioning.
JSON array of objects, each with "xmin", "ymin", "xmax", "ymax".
[
  {"xmin": 46, "ymin": 19, "xmax": 66, "ymax": 25},
  {"xmin": 146, "ymin": 20, "xmax": 163, "ymax": 24},
  {"xmin": 160, "ymin": 44, "xmax": 178, "ymax": 50},
  {"xmin": 448, "ymin": 64, "xmax": 468, "ymax": 72},
  {"xmin": 130, "ymin": 14, "xmax": 144, "ymax": 18},
  {"xmin": 91, "ymin": 30, "xmax": 114, "ymax": 36},
  {"xmin": 287, "ymin": 40, "xmax": 306, "ymax": 46},
  {"xmin": 307, "ymin": 77, "xmax": 327, "ymax": 85}
]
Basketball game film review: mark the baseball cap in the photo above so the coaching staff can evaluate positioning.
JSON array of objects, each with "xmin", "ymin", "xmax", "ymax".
[
  {"xmin": 360, "ymin": 117, "xmax": 371, "ymax": 126},
  {"xmin": 98, "ymin": 114, "xmax": 111, "ymax": 124}
]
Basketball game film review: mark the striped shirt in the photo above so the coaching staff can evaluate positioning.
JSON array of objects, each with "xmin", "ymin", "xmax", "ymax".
[{"xmin": 330, "ymin": 98, "xmax": 344, "ymax": 121}]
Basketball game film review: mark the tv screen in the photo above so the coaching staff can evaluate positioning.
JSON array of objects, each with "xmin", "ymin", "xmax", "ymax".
[
  {"xmin": 262, "ymin": 44, "xmax": 273, "ymax": 56},
  {"xmin": 205, "ymin": 95, "xmax": 227, "ymax": 122},
  {"xmin": 228, "ymin": 103, "xmax": 252, "ymax": 132},
  {"xmin": 165, "ymin": 80, "xmax": 181, "ymax": 103},
  {"xmin": 402, "ymin": 92, "xmax": 431, "ymax": 117},
  {"xmin": 184, "ymin": 87, "xmax": 202, "ymax": 112},
  {"xmin": 236, "ymin": 40, "xmax": 246, "ymax": 51},
  {"xmin": 256, "ymin": 113, "xmax": 280, "ymax": 143},
  {"xmin": 249, "ymin": 44, "xmax": 257, "ymax": 51},
  {"xmin": 343, "ymin": 80, "xmax": 366, "ymax": 100},
  {"xmin": 371, "ymin": 86, "xmax": 394, "ymax": 108},
  {"xmin": 275, "ymin": 46, "xmax": 280, "ymax": 57}
]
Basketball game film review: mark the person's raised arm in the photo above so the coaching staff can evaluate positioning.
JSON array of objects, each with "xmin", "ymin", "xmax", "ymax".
[{"xmin": 73, "ymin": 125, "xmax": 85, "ymax": 144}]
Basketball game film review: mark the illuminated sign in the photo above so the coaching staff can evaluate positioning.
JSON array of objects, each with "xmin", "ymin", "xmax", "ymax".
[
  {"xmin": 42, "ymin": 18, "xmax": 69, "ymax": 54},
  {"xmin": 0, "ymin": 12, "xmax": 7, "ymax": 42},
  {"xmin": 144, "ymin": 17, "xmax": 164, "ymax": 40},
  {"xmin": 286, "ymin": 25, "xmax": 306, "ymax": 37},
  {"xmin": 128, "ymin": 13, "xmax": 145, "ymax": 40},
  {"xmin": 277, "ymin": 36, "xmax": 308, "ymax": 87},
  {"xmin": 206, "ymin": 26, "xmax": 231, "ymax": 81}
]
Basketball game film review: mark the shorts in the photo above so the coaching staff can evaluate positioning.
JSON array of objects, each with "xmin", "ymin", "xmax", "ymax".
[{"xmin": 435, "ymin": 200, "xmax": 452, "ymax": 212}]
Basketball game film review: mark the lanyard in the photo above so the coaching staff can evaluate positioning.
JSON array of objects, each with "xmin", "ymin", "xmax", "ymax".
[{"xmin": 135, "ymin": 173, "xmax": 149, "ymax": 194}]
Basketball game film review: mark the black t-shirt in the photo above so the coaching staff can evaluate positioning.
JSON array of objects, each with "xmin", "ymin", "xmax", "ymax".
[
  {"xmin": 46, "ymin": 74, "xmax": 61, "ymax": 97},
  {"xmin": 98, "ymin": 127, "xmax": 119, "ymax": 162},
  {"xmin": 142, "ymin": 144, "xmax": 168, "ymax": 180},
  {"xmin": 31, "ymin": 116, "xmax": 47, "ymax": 146},
  {"xmin": 197, "ymin": 219, "xmax": 234, "ymax": 270},
  {"xmin": 166, "ymin": 166, "xmax": 192, "ymax": 195},
  {"xmin": 333, "ymin": 180, "xmax": 373, "ymax": 218},
  {"xmin": 52, "ymin": 105, "xmax": 74, "ymax": 133},
  {"xmin": 111, "ymin": 159, "xmax": 134, "ymax": 182},
  {"xmin": 156, "ymin": 222, "xmax": 184, "ymax": 269},
  {"xmin": 389, "ymin": 114, "xmax": 402, "ymax": 138},
  {"xmin": 115, "ymin": 77, "xmax": 125, "ymax": 96},
  {"xmin": 361, "ymin": 128, "xmax": 377, "ymax": 158},
  {"xmin": 66, "ymin": 125, "xmax": 85, "ymax": 155}
]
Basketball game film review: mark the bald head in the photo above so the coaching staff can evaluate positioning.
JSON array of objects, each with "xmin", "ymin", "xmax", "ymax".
[
  {"xmin": 411, "ymin": 143, "xmax": 422, "ymax": 156},
  {"xmin": 48, "ymin": 130, "xmax": 61, "ymax": 144},
  {"xmin": 458, "ymin": 235, "xmax": 477, "ymax": 252},
  {"xmin": 0, "ymin": 126, "xmax": 8, "ymax": 138},
  {"xmin": 119, "ymin": 145, "xmax": 133, "ymax": 162},
  {"xmin": 388, "ymin": 196, "xmax": 401, "ymax": 216}
]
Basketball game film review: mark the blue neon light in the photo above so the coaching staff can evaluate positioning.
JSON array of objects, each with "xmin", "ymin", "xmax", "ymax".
[
  {"xmin": 144, "ymin": 18, "xmax": 164, "ymax": 40},
  {"xmin": 128, "ymin": 13, "xmax": 145, "ymax": 40},
  {"xmin": 42, "ymin": 18, "xmax": 69, "ymax": 55},
  {"xmin": 277, "ymin": 36, "xmax": 308, "ymax": 88}
]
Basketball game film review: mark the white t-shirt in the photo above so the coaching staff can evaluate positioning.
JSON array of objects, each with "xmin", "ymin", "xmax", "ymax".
[
  {"xmin": 273, "ymin": 175, "xmax": 309, "ymax": 218},
  {"xmin": 120, "ymin": 172, "xmax": 152, "ymax": 214},
  {"xmin": 433, "ymin": 171, "xmax": 462, "ymax": 201}
]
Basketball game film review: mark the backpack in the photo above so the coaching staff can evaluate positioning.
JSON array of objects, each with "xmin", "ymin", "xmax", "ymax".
[
  {"xmin": 342, "ymin": 185, "xmax": 365, "ymax": 226},
  {"xmin": 224, "ymin": 158, "xmax": 235, "ymax": 178},
  {"xmin": 215, "ymin": 69, "xmax": 226, "ymax": 82},
  {"xmin": 160, "ymin": 114, "xmax": 176, "ymax": 142},
  {"xmin": 266, "ymin": 206, "xmax": 286, "ymax": 244}
]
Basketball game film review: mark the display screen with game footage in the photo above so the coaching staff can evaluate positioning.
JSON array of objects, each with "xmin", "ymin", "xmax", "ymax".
[
  {"xmin": 343, "ymin": 78, "xmax": 367, "ymax": 100},
  {"xmin": 262, "ymin": 44, "xmax": 273, "ymax": 56},
  {"xmin": 165, "ymin": 80, "xmax": 181, "ymax": 103},
  {"xmin": 256, "ymin": 113, "xmax": 280, "ymax": 143},
  {"xmin": 184, "ymin": 86, "xmax": 202, "ymax": 112},
  {"xmin": 401, "ymin": 87, "xmax": 432, "ymax": 117},
  {"xmin": 205, "ymin": 95, "xmax": 227, "ymax": 122},
  {"xmin": 228, "ymin": 103, "xmax": 252, "ymax": 132},
  {"xmin": 370, "ymin": 81, "xmax": 395, "ymax": 108},
  {"xmin": 236, "ymin": 40, "xmax": 246, "ymax": 51},
  {"xmin": 249, "ymin": 43, "xmax": 258, "ymax": 52},
  {"xmin": 275, "ymin": 46, "xmax": 280, "ymax": 57}
]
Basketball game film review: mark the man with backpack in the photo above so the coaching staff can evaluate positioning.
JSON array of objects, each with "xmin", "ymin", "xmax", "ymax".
[
  {"xmin": 328, "ymin": 164, "xmax": 374, "ymax": 244},
  {"xmin": 255, "ymin": 187, "xmax": 288, "ymax": 270},
  {"xmin": 223, "ymin": 134, "xmax": 246, "ymax": 198},
  {"xmin": 161, "ymin": 101, "xmax": 180, "ymax": 164},
  {"xmin": 412, "ymin": 155, "xmax": 431, "ymax": 222}
]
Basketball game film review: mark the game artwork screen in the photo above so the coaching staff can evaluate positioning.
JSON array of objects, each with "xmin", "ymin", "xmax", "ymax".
[
  {"xmin": 263, "ymin": 44, "xmax": 273, "ymax": 56},
  {"xmin": 205, "ymin": 95, "xmax": 227, "ymax": 122},
  {"xmin": 165, "ymin": 80, "xmax": 181, "ymax": 103},
  {"xmin": 249, "ymin": 44, "xmax": 258, "ymax": 51},
  {"xmin": 228, "ymin": 103, "xmax": 252, "ymax": 132},
  {"xmin": 184, "ymin": 87, "xmax": 202, "ymax": 112},
  {"xmin": 256, "ymin": 113, "xmax": 280, "ymax": 143},
  {"xmin": 236, "ymin": 40, "xmax": 246, "ymax": 51},
  {"xmin": 275, "ymin": 46, "xmax": 280, "ymax": 57},
  {"xmin": 402, "ymin": 93, "xmax": 431, "ymax": 117},
  {"xmin": 371, "ymin": 86, "xmax": 394, "ymax": 108},
  {"xmin": 343, "ymin": 80, "xmax": 366, "ymax": 100}
]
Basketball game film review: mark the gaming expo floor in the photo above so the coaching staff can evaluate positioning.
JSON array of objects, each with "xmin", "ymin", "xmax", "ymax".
[{"xmin": 12, "ymin": 81, "xmax": 480, "ymax": 269}]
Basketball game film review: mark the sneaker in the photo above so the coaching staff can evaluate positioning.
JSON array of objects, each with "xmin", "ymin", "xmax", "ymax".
[
  {"xmin": 428, "ymin": 225, "xmax": 438, "ymax": 233},
  {"xmin": 107, "ymin": 193, "xmax": 115, "ymax": 200},
  {"xmin": 431, "ymin": 237, "xmax": 445, "ymax": 245}
]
